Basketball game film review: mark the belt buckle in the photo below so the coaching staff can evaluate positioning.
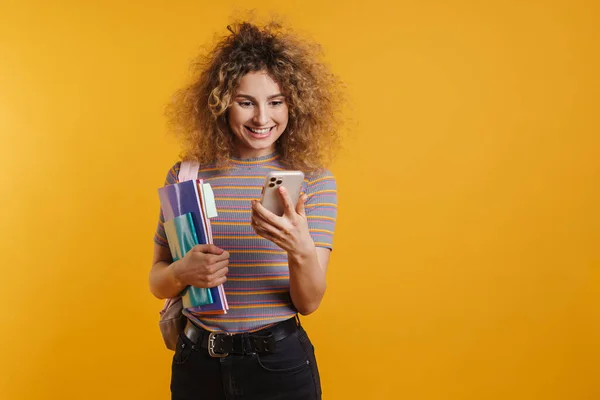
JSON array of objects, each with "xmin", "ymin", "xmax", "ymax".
[{"xmin": 208, "ymin": 332, "xmax": 230, "ymax": 358}]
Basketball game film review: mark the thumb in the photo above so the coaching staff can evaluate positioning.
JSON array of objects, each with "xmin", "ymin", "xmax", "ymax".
[{"xmin": 296, "ymin": 194, "xmax": 307, "ymax": 217}]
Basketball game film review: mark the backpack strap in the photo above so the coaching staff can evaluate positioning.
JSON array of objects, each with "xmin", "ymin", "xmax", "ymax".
[{"xmin": 178, "ymin": 160, "xmax": 200, "ymax": 182}]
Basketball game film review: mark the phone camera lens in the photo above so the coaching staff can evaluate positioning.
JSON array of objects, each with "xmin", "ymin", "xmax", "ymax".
[
  {"xmin": 276, "ymin": 180, "xmax": 283, "ymax": 185},
  {"xmin": 269, "ymin": 183, "xmax": 275, "ymax": 187},
  {"xmin": 270, "ymin": 177, "xmax": 277, "ymax": 182}
]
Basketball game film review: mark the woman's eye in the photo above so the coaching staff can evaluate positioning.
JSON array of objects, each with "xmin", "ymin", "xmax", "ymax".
[
  {"xmin": 238, "ymin": 101, "xmax": 253, "ymax": 107},
  {"xmin": 270, "ymin": 101, "xmax": 284, "ymax": 107}
]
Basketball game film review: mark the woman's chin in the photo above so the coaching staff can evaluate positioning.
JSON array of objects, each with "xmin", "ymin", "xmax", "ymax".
[
  {"xmin": 243, "ymin": 133, "xmax": 279, "ymax": 149},
  {"xmin": 235, "ymin": 140, "xmax": 277, "ymax": 158}
]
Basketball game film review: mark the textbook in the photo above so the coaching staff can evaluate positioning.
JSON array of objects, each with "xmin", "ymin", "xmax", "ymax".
[
  {"xmin": 193, "ymin": 179, "xmax": 229, "ymax": 313},
  {"xmin": 158, "ymin": 179, "xmax": 228, "ymax": 314},
  {"xmin": 163, "ymin": 213, "xmax": 213, "ymax": 308}
]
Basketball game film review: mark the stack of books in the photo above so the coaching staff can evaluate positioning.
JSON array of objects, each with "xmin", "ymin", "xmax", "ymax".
[{"xmin": 158, "ymin": 179, "xmax": 228, "ymax": 314}]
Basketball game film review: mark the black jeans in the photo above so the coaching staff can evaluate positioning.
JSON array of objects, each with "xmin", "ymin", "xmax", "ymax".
[{"xmin": 170, "ymin": 320, "xmax": 322, "ymax": 400}]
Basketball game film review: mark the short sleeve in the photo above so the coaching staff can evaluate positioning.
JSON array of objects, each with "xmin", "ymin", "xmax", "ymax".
[
  {"xmin": 153, "ymin": 162, "xmax": 182, "ymax": 247},
  {"xmin": 304, "ymin": 170, "xmax": 338, "ymax": 250}
]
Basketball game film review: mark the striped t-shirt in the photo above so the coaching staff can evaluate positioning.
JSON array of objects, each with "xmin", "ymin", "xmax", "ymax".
[{"xmin": 154, "ymin": 152, "xmax": 337, "ymax": 333}]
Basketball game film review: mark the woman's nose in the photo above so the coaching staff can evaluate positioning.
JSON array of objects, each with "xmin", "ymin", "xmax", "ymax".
[{"xmin": 253, "ymin": 106, "xmax": 269, "ymax": 126}]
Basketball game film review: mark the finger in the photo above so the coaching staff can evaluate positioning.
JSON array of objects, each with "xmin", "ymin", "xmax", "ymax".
[
  {"xmin": 206, "ymin": 275, "xmax": 227, "ymax": 288},
  {"xmin": 253, "ymin": 227, "xmax": 277, "ymax": 243},
  {"xmin": 206, "ymin": 259, "xmax": 230, "ymax": 275},
  {"xmin": 192, "ymin": 244, "xmax": 224, "ymax": 255},
  {"xmin": 296, "ymin": 194, "xmax": 307, "ymax": 217},
  {"xmin": 250, "ymin": 218, "xmax": 272, "ymax": 239},
  {"xmin": 252, "ymin": 208, "xmax": 273, "ymax": 227},
  {"xmin": 208, "ymin": 264, "xmax": 229, "ymax": 280},
  {"xmin": 194, "ymin": 271, "xmax": 228, "ymax": 288},
  {"xmin": 191, "ymin": 251, "xmax": 225, "ymax": 267},
  {"xmin": 212, "ymin": 250, "xmax": 230, "ymax": 261},
  {"xmin": 252, "ymin": 211, "xmax": 288, "ymax": 239},
  {"xmin": 252, "ymin": 200, "xmax": 284, "ymax": 229},
  {"xmin": 251, "ymin": 217, "xmax": 277, "ymax": 241},
  {"xmin": 205, "ymin": 264, "xmax": 229, "ymax": 287},
  {"xmin": 277, "ymin": 186, "xmax": 296, "ymax": 217},
  {"xmin": 252, "ymin": 224, "xmax": 283, "ymax": 248}
]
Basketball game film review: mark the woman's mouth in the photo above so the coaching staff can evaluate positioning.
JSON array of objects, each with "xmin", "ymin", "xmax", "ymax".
[{"xmin": 245, "ymin": 126, "xmax": 274, "ymax": 138}]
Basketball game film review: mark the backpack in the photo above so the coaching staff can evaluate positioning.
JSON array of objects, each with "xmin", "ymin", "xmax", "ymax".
[{"xmin": 158, "ymin": 160, "xmax": 199, "ymax": 350}]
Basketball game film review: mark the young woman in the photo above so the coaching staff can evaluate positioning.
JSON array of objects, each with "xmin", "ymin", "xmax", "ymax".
[{"xmin": 149, "ymin": 21, "xmax": 343, "ymax": 400}]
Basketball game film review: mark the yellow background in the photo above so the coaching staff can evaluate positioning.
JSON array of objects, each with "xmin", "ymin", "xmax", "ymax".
[{"xmin": 1, "ymin": 0, "xmax": 598, "ymax": 399}]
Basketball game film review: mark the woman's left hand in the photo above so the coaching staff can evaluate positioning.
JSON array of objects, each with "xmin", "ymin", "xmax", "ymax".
[{"xmin": 251, "ymin": 186, "xmax": 314, "ymax": 257}]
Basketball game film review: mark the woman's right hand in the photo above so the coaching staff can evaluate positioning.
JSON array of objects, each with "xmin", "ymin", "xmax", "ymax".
[{"xmin": 172, "ymin": 244, "xmax": 230, "ymax": 288}]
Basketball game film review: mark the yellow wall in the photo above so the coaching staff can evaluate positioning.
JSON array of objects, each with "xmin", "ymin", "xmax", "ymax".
[{"xmin": 1, "ymin": 0, "xmax": 598, "ymax": 399}]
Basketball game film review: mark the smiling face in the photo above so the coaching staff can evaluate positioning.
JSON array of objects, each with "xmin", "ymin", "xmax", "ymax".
[{"xmin": 227, "ymin": 70, "xmax": 289, "ymax": 159}]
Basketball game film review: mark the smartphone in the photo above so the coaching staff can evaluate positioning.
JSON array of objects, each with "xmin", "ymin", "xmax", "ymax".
[{"xmin": 260, "ymin": 170, "xmax": 305, "ymax": 216}]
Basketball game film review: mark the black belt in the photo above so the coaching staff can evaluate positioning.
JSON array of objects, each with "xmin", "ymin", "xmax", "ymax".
[{"xmin": 183, "ymin": 317, "xmax": 298, "ymax": 358}]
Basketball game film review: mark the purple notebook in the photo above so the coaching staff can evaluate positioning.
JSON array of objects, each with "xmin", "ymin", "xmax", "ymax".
[
  {"xmin": 158, "ymin": 180, "xmax": 208, "ymax": 245},
  {"xmin": 158, "ymin": 180, "xmax": 227, "ymax": 313}
]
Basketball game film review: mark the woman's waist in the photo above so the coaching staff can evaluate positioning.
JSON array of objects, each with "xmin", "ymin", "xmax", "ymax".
[{"xmin": 183, "ymin": 305, "xmax": 298, "ymax": 333}]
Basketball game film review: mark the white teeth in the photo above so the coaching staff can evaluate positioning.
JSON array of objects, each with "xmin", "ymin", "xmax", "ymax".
[{"xmin": 248, "ymin": 127, "xmax": 271, "ymax": 134}]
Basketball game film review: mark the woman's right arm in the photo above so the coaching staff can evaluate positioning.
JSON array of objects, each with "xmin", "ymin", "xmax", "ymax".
[
  {"xmin": 149, "ymin": 244, "xmax": 186, "ymax": 299},
  {"xmin": 149, "ymin": 243, "xmax": 230, "ymax": 299}
]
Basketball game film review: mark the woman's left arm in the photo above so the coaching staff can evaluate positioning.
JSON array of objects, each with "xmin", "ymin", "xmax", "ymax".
[
  {"xmin": 287, "ymin": 245, "xmax": 330, "ymax": 315},
  {"xmin": 250, "ymin": 186, "xmax": 330, "ymax": 315}
]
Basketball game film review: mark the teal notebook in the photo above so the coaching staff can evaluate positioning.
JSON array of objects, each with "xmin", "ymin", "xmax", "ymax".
[{"xmin": 163, "ymin": 213, "xmax": 213, "ymax": 307}]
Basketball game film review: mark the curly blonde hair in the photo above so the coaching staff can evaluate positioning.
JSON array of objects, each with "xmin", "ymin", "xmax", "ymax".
[{"xmin": 165, "ymin": 21, "xmax": 344, "ymax": 172}]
